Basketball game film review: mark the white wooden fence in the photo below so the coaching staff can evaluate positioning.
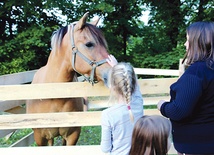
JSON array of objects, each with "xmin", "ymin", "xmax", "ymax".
[{"xmin": 0, "ymin": 59, "xmax": 185, "ymax": 154}]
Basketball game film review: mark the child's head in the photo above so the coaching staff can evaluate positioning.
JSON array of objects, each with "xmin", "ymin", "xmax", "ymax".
[
  {"xmin": 184, "ymin": 21, "xmax": 214, "ymax": 65},
  {"xmin": 129, "ymin": 115, "xmax": 172, "ymax": 155},
  {"xmin": 109, "ymin": 62, "xmax": 137, "ymax": 121},
  {"xmin": 110, "ymin": 62, "xmax": 137, "ymax": 100}
]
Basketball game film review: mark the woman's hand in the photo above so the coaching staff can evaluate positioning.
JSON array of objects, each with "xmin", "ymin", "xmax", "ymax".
[
  {"xmin": 157, "ymin": 100, "xmax": 165, "ymax": 111},
  {"xmin": 106, "ymin": 55, "xmax": 118, "ymax": 67}
]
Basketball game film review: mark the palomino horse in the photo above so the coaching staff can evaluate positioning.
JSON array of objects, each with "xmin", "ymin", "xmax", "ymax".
[{"xmin": 26, "ymin": 12, "xmax": 111, "ymax": 146}]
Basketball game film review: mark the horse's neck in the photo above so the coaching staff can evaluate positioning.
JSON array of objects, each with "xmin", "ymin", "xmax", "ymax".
[{"xmin": 41, "ymin": 51, "xmax": 75, "ymax": 82}]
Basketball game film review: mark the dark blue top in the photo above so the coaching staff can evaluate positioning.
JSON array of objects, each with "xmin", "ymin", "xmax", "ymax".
[{"xmin": 160, "ymin": 61, "xmax": 214, "ymax": 154}]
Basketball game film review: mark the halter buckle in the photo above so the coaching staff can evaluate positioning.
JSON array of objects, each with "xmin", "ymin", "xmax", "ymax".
[{"xmin": 90, "ymin": 61, "xmax": 98, "ymax": 66}]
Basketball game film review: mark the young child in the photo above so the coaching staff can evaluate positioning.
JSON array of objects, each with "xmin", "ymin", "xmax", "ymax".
[
  {"xmin": 100, "ymin": 55, "xmax": 144, "ymax": 155},
  {"xmin": 129, "ymin": 115, "xmax": 172, "ymax": 155}
]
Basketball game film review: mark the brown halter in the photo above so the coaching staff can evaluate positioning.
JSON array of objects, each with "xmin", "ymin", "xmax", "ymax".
[{"xmin": 70, "ymin": 23, "xmax": 107, "ymax": 85}]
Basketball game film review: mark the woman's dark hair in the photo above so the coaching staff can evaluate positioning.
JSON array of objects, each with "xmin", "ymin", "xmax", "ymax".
[{"xmin": 185, "ymin": 21, "xmax": 214, "ymax": 69}]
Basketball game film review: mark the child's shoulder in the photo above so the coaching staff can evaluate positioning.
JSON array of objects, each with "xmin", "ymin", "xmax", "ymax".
[{"xmin": 103, "ymin": 104, "xmax": 126, "ymax": 114}]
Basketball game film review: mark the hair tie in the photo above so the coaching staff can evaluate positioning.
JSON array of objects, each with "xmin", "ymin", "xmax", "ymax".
[{"xmin": 127, "ymin": 105, "xmax": 134, "ymax": 122}]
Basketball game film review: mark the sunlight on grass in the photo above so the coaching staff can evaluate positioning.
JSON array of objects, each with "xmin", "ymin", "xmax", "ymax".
[{"xmin": 77, "ymin": 126, "xmax": 101, "ymax": 145}]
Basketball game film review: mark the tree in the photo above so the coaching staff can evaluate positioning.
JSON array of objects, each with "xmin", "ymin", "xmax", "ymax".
[
  {"xmin": 127, "ymin": 0, "xmax": 214, "ymax": 70},
  {"xmin": 1, "ymin": 0, "xmax": 214, "ymax": 75},
  {"xmin": 68, "ymin": 0, "xmax": 144, "ymax": 61},
  {"xmin": 143, "ymin": 0, "xmax": 184, "ymax": 52},
  {"xmin": 0, "ymin": 0, "xmax": 72, "ymax": 75},
  {"xmin": 102, "ymin": 0, "xmax": 144, "ymax": 61}
]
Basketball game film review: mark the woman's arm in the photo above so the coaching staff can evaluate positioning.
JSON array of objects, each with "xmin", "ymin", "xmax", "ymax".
[{"xmin": 158, "ymin": 74, "xmax": 203, "ymax": 121}]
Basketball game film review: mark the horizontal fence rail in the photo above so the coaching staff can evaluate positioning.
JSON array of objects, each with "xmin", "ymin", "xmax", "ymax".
[
  {"xmin": 0, "ymin": 70, "xmax": 37, "ymax": 85},
  {"xmin": 0, "ymin": 145, "xmax": 177, "ymax": 155},
  {"xmin": 0, "ymin": 110, "xmax": 161, "ymax": 130},
  {"xmin": 134, "ymin": 68, "xmax": 179, "ymax": 76},
  {"xmin": 0, "ymin": 78, "xmax": 177, "ymax": 101}
]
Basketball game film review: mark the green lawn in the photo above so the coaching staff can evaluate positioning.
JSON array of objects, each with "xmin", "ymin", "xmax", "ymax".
[{"xmin": 77, "ymin": 126, "xmax": 101, "ymax": 145}]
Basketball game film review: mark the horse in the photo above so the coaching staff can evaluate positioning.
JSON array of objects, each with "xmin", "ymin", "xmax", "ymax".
[{"xmin": 26, "ymin": 12, "xmax": 112, "ymax": 146}]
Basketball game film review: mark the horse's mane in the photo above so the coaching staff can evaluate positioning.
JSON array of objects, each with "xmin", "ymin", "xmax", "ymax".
[
  {"xmin": 51, "ymin": 26, "xmax": 68, "ymax": 53},
  {"xmin": 51, "ymin": 23, "xmax": 108, "ymax": 53}
]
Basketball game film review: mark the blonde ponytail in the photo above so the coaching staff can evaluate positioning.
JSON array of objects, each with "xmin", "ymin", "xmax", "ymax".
[{"xmin": 110, "ymin": 62, "xmax": 137, "ymax": 123}]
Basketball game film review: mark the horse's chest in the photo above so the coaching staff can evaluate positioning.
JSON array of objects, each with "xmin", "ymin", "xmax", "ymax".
[
  {"xmin": 31, "ymin": 98, "xmax": 84, "ymax": 113},
  {"xmin": 41, "ymin": 128, "xmax": 59, "ymax": 139},
  {"xmin": 59, "ymin": 98, "xmax": 84, "ymax": 112}
]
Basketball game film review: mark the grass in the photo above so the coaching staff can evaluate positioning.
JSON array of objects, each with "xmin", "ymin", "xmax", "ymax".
[
  {"xmin": 77, "ymin": 126, "xmax": 101, "ymax": 145},
  {"xmin": 0, "ymin": 126, "xmax": 101, "ymax": 147},
  {"xmin": 0, "ymin": 129, "xmax": 32, "ymax": 147}
]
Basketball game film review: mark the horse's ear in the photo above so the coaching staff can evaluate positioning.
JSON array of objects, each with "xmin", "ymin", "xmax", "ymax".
[
  {"xmin": 90, "ymin": 17, "xmax": 100, "ymax": 26},
  {"xmin": 75, "ymin": 12, "xmax": 89, "ymax": 30}
]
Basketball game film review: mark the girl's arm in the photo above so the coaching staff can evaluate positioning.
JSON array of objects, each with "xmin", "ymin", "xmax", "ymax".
[{"xmin": 100, "ymin": 111, "xmax": 112, "ymax": 153}]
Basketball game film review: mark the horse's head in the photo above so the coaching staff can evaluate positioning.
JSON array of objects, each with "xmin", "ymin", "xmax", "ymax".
[{"xmin": 51, "ymin": 12, "xmax": 112, "ymax": 85}]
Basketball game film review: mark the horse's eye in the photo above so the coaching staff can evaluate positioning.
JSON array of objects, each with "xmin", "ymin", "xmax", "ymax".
[{"xmin": 85, "ymin": 42, "xmax": 94, "ymax": 48}]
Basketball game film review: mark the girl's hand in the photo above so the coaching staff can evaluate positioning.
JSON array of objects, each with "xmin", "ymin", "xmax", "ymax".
[
  {"xmin": 106, "ymin": 55, "xmax": 118, "ymax": 67},
  {"xmin": 157, "ymin": 100, "xmax": 165, "ymax": 111}
]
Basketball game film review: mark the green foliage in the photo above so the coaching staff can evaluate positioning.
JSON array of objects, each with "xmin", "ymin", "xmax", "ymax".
[
  {"xmin": 0, "ymin": 25, "xmax": 56, "ymax": 75},
  {"xmin": 86, "ymin": 0, "xmax": 144, "ymax": 61},
  {"xmin": 0, "ymin": 129, "xmax": 32, "ymax": 147},
  {"xmin": 77, "ymin": 126, "xmax": 101, "ymax": 145},
  {"xmin": 127, "ymin": 34, "xmax": 185, "ymax": 69},
  {"xmin": 0, "ymin": 0, "xmax": 213, "ymax": 74},
  {"xmin": 0, "ymin": 127, "xmax": 101, "ymax": 147}
]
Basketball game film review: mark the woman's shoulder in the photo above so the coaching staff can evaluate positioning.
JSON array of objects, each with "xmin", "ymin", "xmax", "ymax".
[
  {"xmin": 188, "ymin": 61, "xmax": 206, "ymax": 69},
  {"xmin": 179, "ymin": 61, "xmax": 214, "ymax": 84},
  {"xmin": 186, "ymin": 61, "xmax": 214, "ymax": 76}
]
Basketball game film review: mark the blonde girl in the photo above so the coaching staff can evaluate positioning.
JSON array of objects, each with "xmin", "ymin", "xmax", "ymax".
[{"xmin": 100, "ymin": 55, "xmax": 144, "ymax": 155}]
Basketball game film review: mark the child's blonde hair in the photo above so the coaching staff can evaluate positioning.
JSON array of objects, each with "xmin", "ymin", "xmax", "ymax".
[{"xmin": 110, "ymin": 62, "xmax": 137, "ymax": 122}]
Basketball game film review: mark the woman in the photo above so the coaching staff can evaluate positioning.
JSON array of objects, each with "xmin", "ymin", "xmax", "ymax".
[{"xmin": 158, "ymin": 21, "xmax": 214, "ymax": 154}]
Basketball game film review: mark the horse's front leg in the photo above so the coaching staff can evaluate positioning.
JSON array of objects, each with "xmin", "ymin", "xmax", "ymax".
[
  {"xmin": 34, "ymin": 129, "xmax": 49, "ymax": 146},
  {"xmin": 83, "ymin": 97, "xmax": 89, "ymax": 111},
  {"xmin": 61, "ymin": 127, "xmax": 81, "ymax": 145},
  {"xmin": 48, "ymin": 139, "xmax": 54, "ymax": 146}
]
